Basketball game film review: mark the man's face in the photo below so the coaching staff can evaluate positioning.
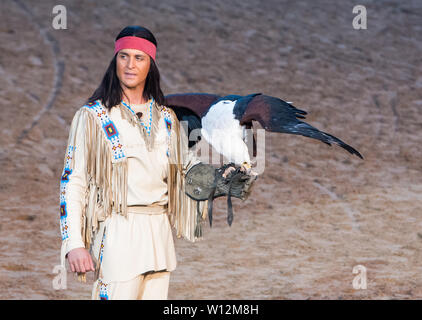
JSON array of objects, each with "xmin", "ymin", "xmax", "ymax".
[{"xmin": 116, "ymin": 48, "xmax": 151, "ymax": 90}]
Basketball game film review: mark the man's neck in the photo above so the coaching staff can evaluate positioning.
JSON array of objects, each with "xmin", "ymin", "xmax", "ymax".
[{"xmin": 121, "ymin": 84, "xmax": 148, "ymax": 105}]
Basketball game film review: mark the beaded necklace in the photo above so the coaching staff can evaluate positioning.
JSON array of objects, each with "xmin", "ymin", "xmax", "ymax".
[{"xmin": 121, "ymin": 98, "xmax": 154, "ymax": 136}]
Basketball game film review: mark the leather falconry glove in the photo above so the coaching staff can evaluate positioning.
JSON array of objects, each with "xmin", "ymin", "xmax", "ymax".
[{"xmin": 184, "ymin": 162, "xmax": 257, "ymax": 227}]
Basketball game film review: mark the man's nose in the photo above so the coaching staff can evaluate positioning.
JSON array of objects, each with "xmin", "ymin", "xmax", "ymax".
[{"xmin": 127, "ymin": 56, "xmax": 135, "ymax": 69}]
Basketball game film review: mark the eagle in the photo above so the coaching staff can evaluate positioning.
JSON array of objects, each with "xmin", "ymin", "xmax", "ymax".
[{"xmin": 165, "ymin": 92, "xmax": 363, "ymax": 175}]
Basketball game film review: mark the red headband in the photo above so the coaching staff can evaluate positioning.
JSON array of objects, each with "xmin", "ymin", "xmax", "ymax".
[{"xmin": 114, "ymin": 36, "xmax": 156, "ymax": 62}]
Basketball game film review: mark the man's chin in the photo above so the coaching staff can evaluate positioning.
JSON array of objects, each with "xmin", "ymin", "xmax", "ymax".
[{"xmin": 121, "ymin": 82, "xmax": 140, "ymax": 90}]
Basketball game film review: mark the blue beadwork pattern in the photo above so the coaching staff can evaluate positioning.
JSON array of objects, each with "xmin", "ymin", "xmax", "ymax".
[
  {"xmin": 60, "ymin": 101, "xmax": 125, "ymax": 241},
  {"xmin": 122, "ymin": 98, "xmax": 154, "ymax": 136},
  {"xmin": 161, "ymin": 106, "xmax": 172, "ymax": 157},
  {"xmin": 100, "ymin": 230, "xmax": 106, "ymax": 263},
  {"xmin": 84, "ymin": 101, "xmax": 125, "ymax": 161},
  {"xmin": 99, "ymin": 280, "xmax": 109, "ymax": 300},
  {"xmin": 59, "ymin": 145, "xmax": 74, "ymax": 240}
]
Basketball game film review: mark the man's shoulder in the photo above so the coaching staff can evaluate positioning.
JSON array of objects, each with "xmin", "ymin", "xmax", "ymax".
[
  {"xmin": 159, "ymin": 104, "xmax": 178, "ymax": 122},
  {"xmin": 70, "ymin": 100, "xmax": 110, "ymax": 125},
  {"xmin": 80, "ymin": 99, "xmax": 104, "ymax": 111},
  {"xmin": 77, "ymin": 100, "xmax": 110, "ymax": 117}
]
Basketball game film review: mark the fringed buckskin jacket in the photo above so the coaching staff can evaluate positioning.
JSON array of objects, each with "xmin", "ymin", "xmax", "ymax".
[{"xmin": 59, "ymin": 99, "xmax": 208, "ymax": 280}]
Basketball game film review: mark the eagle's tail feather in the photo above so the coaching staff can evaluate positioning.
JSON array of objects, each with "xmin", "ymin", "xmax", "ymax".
[{"xmin": 285, "ymin": 122, "xmax": 363, "ymax": 159}]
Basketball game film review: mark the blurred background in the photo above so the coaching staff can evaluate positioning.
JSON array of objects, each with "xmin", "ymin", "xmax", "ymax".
[{"xmin": 0, "ymin": 0, "xmax": 421, "ymax": 299}]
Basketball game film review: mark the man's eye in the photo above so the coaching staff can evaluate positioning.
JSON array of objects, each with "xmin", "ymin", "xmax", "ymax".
[{"xmin": 136, "ymin": 57, "xmax": 144, "ymax": 61}]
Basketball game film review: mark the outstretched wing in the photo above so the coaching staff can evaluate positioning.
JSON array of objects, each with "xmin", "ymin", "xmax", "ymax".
[
  {"xmin": 164, "ymin": 93, "xmax": 221, "ymax": 147},
  {"xmin": 240, "ymin": 94, "xmax": 363, "ymax": 159},
  {"xmin": 165, "ymin": 93, "xmax": 221, "ymax": 118}
]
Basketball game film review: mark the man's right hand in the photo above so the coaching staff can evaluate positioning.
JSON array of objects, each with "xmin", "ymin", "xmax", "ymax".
[{"xmin": 67, "ymin": 247, "xmax": 95, "ymax": 273}]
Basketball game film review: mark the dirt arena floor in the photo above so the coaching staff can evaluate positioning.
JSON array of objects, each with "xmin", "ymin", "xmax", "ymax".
[{"xmin": 0, "ymin": 0, "xmax": 421, "ymax": 299}]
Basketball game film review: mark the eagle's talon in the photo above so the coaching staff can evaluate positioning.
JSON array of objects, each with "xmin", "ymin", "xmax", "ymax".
[{"xmin": 222, "ymin": 166, "xmax": 236, "ymax": 179}]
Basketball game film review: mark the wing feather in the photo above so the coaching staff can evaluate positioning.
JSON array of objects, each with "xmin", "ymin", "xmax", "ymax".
[
  {"xmin": 241, "ymin": 94, "xmax": 363, "ymax": 159},
  {"xmin": 164, "ymin": 93, "xmax": 221, "ymax": 147},
  {"xmin": 164, "ymin": 93, "xmax": 221, "ymax": 118}
]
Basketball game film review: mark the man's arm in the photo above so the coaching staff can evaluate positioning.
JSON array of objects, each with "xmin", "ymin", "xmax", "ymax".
[{"xmin": 60, "ymin": 108, "xmax": 94, "ymax": 273}]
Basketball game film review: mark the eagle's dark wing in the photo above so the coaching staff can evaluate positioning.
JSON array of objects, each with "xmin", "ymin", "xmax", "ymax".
[
  {"xmin": 171, "ymin": 106, "xmax": 202, "ymax": 148},
  {"xmin": 164, "ymin": 93, "xmax": 221, "ymax": 147},
  {"xmin": 164, "ymin": 93, "xmax": 221, "ymax": 118},
  {"xmin": 241, "ymin": 94, "xmax": 363, "ymax": 159}
]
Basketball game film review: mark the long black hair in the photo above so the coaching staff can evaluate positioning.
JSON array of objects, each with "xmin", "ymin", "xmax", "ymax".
[{"xmin": 88, "ymin": 26, "xmax": 165, "ymax": 109}]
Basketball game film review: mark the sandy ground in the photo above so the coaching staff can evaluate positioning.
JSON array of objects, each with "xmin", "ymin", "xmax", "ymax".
[{"xmin": 0, "ymin": 0, "xmax": 421, "ymax": 300}]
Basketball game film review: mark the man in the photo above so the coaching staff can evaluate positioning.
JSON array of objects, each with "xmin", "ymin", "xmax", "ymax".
[{"xmin": 59, "ymin": 26, "xmax": 238, "ymax": 300}]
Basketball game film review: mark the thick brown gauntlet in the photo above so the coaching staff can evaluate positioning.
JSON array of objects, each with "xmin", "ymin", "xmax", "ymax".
[{"xmin": 185, "ymin": 163, "xmax": 257, "ymax": 227}]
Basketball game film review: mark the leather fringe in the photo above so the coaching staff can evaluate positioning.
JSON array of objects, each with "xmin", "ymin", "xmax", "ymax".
[
  {"xmin": 71, "ymin": 108, "xmax": 129, "ymax": 257},
  {"xmin": 118, "ymin": 100, "xmax": 160, "ymax": 152},
  {"xmin": 166, "ymin": 108, "xmax": 208, "ymax": 242}
]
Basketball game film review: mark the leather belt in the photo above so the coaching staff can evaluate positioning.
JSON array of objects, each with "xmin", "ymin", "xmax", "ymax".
[{"xmin": 127, "ymin": 204, "xmax": 168, "ymax": 215}]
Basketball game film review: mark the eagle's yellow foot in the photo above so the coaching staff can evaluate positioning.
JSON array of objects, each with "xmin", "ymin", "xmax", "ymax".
[{"xmin": 240, "ymin": 162, "xmax": 251, "ymax": 174}]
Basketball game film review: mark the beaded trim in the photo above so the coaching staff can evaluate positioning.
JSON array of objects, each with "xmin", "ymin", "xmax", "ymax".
[
  {"xmin": 99, "ymin": 229, "xmax": 106, "ymax": 263},
  {"xmin": 59, "ymin": 145, "xmax": 74, "ymax": 240},
  {"xmin": 121, "ymin": 99, "xmax": 154, "ymax": 136},
  {"xmin": 98, "ymin": 280, "xmax": 109, "ymax": 300},
  {"xmin": 122, "ymin": 100, "xmax": 173, "ymax": 157},
  {"xmin": 161, "ymin": 106, "xmax": 172, "ymax": 157},
  {"xmin": 60, "ymin": 101, "xmax": 125, "ymax": 240},
  {"xmin": 84, "ymin": 101, "xmax": 125, "ymax": 161}
]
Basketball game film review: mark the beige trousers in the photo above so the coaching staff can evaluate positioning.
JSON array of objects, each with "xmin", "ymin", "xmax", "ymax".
[{"xmin": 91, "ymin": 271, "xmax": 170, "ymax": 300}]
